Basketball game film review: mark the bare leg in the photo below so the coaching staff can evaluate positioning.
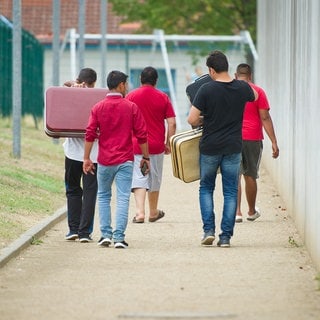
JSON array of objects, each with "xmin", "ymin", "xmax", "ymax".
[
  {"xmin": 133, "ymin": 188, "xmax": 147, "ymax": 220},
  {"xmin": 148, "ymin": 191, "xmax": 160, "ymax": 219},
  {"xmin": 243, "ymin": 175, "xmax": 257, "ymax": 215},
  {"xmin": 236, "ymin": 176, "xmax": 242, "ymax": 216}
]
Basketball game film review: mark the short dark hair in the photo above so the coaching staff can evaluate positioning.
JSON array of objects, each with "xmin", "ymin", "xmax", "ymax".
[
  {"xmin": 77, "ymin": 68, "xmax": 97, "ymax": 86},
  {"xmin": 140, "ymin": 66, "xmax": 158, "ymax": 86},
  {"xmin": 236, "ymin": 63, "xmax": 252, "ymax": 76},
  {"xmin": 206, "ymin": 50, "xmax": 229, "ymax": 73},
  {"xmin": 106, "ymin": 70, "xmax": 128, "ymax": 90}
]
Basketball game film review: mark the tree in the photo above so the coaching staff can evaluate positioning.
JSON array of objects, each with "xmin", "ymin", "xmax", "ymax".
[{"xmin": 109, "ymin": 0, "xmax": 256, "ymax": 42}]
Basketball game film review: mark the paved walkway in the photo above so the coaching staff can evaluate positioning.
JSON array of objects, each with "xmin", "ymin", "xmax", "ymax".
[{"xmin": 0, "ymin": 157, "xmax": 319, "ymax": 320}]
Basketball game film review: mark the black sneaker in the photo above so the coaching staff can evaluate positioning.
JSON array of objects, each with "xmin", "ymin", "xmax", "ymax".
[
  {"xmin": 79, "ymin": 236, "xmax": 93, "ymax": 243},
  {"xmin": 65, "ymin": 232, "xmax": 78, "ymax": 240},
  {"xmin": 201, "ymin": 232, "xmax": 215, "ymax": 246},
  {"xmin": 217, "ymin": 238, "xmax": 230, "ymax": 248},
  {"xmin": 114, "ymin": 241, "xmax": 129, "ymax": 249},
  {"xmin": 97, "ymin": 237, "xmax": 112, "ymax": 247}
]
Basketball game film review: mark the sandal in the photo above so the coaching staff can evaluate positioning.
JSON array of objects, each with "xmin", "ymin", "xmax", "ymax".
[
  {"xmin": 132, "ymin": 216, "xmax": 144, "ymax": 223},
  {"xmin": 149, "ymin": 210, "xmax": 165, "ymax": 222}
]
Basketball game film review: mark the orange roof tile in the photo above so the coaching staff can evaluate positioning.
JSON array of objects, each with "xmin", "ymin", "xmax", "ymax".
[{"xmin": 0, "ymin": 0, "xmax": 140, "ymax": 43}]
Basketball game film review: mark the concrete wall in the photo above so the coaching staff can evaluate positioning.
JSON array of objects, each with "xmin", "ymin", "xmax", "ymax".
[
  {"xmin": 44, "ymin": 45, "xmax": 247, "ymax": 130},
  {"xmin": 257, "ymin": 0, "xmax": 320, "ymax": 270}
]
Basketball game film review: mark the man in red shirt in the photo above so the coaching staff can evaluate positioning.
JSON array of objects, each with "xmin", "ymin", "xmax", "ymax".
[
  {"xmin": 83, "ymin": 70, "xmax": 150, "ymax": 248},
  {"xmin": 126, "ymin": 66, "xmax": 176, "ymax": 223},
  {"xmin": 235, "ymin": 63, "xmax": 279, "ymax": 222}
]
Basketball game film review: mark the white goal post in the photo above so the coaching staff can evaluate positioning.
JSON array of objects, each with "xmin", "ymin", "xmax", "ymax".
[{"xmin": 65, "ymin": 29, "xmax": 257, "ymax": 129}]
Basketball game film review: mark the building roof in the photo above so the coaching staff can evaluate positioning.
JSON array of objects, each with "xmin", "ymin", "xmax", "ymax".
[{"xmin": 0, "ymin": 0, "xmax": 139, "ymax": 43}]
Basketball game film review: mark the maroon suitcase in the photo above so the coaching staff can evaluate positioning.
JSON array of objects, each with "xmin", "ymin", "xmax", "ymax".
[{"xmin": 44, "ymin": 86, "xmax": 108, "ymax": 138}]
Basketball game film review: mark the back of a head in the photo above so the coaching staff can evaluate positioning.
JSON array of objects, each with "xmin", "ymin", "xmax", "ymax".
[
  {"xmin": 107, "ymin": 70, "xmax": 128, "ymax": 90},
  {"xmin": 77, "ymin": 68, "xmax": 97, "ymax": 86},
  {"xmin": 236, "ymin": 63, "xmax": 252, "ymax": 80},
  {"xmin": 140, "ymin": 66, "xmax": 158, "ymax": 86},
  {"xmin": 206, "ymin": 50, "xmax": 229, "ymax": 73}
]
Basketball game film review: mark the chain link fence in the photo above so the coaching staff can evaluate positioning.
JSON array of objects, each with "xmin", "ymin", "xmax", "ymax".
[{"xmin": 0, "ymin": 15, "xmax": 43, "ymax": 124}]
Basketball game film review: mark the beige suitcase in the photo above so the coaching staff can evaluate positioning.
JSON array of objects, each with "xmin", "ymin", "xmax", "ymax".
[{"xmin": 169, "ymin": 128, "xmax": 202, "ymax": 183}]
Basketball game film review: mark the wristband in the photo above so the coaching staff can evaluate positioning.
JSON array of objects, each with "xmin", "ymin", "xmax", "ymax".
[{"xmin": 142, "ymin": 156, "xmax": 150, "ymax": 161}]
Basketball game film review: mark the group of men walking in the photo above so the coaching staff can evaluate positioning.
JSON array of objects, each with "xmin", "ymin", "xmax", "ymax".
[{"xmin": 63, "ymin": 50, "xmax": 279, "ymax": 249}]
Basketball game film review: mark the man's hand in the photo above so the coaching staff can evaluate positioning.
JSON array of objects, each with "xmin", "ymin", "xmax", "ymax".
[
  {"xmin": 83, "ymin": 159, "xmax": 95, "ymax": 175},
  {"xmin": 72, "ymin": 82, "xmax": 86, "ymax": 88},
  {"xmin": 140, "ymin": 158, "xmax": 150, "ymax": 176},
  {"xmin": 272, "ymin": 143, "xmax": 279, "ymax": 159}
]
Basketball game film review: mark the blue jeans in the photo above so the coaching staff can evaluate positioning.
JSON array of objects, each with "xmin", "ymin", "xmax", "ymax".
[
  {"xmin": 97, "ymin": 161, "xmax": 133, "ymax": 242},
  {"xmin": 199, "ymin": 153, "xmax": 241, "ymax": 240}
]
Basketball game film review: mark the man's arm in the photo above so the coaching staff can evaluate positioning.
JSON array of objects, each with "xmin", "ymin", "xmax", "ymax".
[
  {"xmin": 83, "ymin": 140, "xmax": 95, "ymax": 174},
  {"xmin": 138, "ymin": 142, "xmax": 151, "ymax": 175},
  {"xmin": 164, "ymin": 117, "xmax": 176, "ymax": 154},
  {"xmin": 259, "ymin": 109, "xmax": 279, "ymax": 159},
  {"xmin": 187, "ymin": 106, "xmax": 202, "ymax": 127}
]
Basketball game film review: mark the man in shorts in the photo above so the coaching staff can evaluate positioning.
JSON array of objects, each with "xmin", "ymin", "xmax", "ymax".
[
  {"xmin": 235, "ymin": 63, "xmax": 279, "ymax": 222},
  {"xmin": 126, "ymin": 66, "xmax": 176, "ymax": 223}
]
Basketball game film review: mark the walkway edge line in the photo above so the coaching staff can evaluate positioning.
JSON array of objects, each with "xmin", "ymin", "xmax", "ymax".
[{"xmin": 0, "ymin": 206, "xmax": 67, "ymax": 268}]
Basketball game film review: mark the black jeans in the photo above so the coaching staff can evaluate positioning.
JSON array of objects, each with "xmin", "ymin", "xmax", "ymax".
[{"xmin": 65, "ymin": 157, "xmax": 97, "ymax": 238}]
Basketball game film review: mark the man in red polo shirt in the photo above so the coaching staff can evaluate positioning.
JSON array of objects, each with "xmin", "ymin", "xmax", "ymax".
[{"xmin": 83, "ymin": 70, "xmax": 150, "ymax": 248}]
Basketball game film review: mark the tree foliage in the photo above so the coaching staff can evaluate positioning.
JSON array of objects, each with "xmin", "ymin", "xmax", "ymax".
[{"xmin": 109, "ymin": 0, "xmax": 256, "ymax": 42}]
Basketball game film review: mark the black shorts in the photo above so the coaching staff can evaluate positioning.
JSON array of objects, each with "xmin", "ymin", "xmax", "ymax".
[{"xmin": 240, "ymin": 140, "xmax": 263, "ymax": 179}]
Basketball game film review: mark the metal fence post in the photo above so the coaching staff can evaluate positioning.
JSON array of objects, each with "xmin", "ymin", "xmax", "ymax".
[
  {"xmin": 12, "ymin": 0, "xmax": 21, "ymax": 158},
  {"xmin": 78, "ymin": 0, "xmax": 86, "ymax": 71},
  {"xmin": 52, "ymin": 0, "xmax": 60, "ymax": 86},
  {"xmin": 100, "ymin": 0, "xmax": 107, "ymax": 88}
]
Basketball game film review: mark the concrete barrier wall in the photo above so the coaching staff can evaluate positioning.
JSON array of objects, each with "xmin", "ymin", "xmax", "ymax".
[{"xmin": 257, "ymin": 0, "xmax": 320, "ymax": 270}]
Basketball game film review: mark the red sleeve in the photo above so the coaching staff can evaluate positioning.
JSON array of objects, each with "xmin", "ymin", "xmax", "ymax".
[{"xmin": 85, "ymin": 105, "xmax": 99, "ymax": 142}]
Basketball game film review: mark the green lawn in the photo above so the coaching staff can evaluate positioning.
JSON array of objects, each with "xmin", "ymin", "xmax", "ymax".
[{"xmin": 0, "ymin": 116, "xmax": 66, "ymax": 249}]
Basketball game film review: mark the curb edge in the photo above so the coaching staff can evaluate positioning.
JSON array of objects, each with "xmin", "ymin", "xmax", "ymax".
[{"xmin": 0, "ymin": 206, "xmax": 67, "ymax": 268}]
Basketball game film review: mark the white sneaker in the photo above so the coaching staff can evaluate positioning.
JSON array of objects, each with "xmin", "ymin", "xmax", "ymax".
[
  {"xmin": 247, "ymin": 209, "xmax": 261, "ymax": 221},
  {"xmin": 235, "ymin": 215, "xmax": 243, "ymax": 223}
]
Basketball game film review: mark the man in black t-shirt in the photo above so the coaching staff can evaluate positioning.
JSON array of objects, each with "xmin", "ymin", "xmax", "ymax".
[{"xmin": 188, "ymin": 50, "xmax": 257, "ymax": 248}]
